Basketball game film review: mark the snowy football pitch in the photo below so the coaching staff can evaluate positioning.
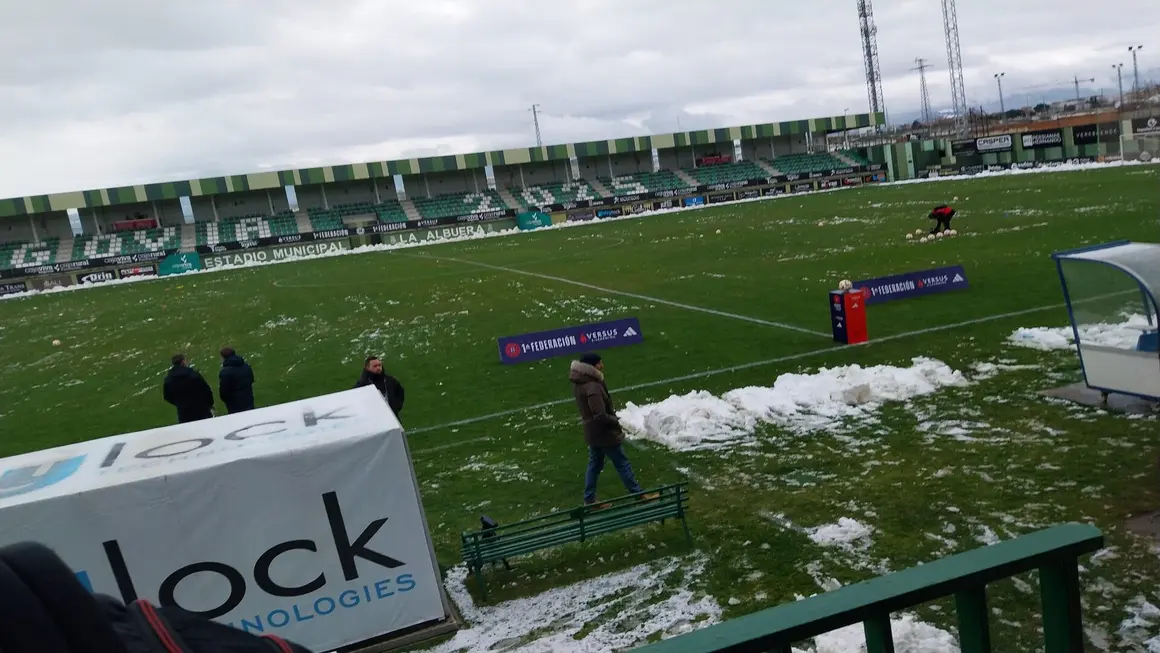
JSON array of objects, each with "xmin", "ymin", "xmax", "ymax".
[{"xmin": 2, "ymin": 165, "xmax": 1159, "ymax": 650}]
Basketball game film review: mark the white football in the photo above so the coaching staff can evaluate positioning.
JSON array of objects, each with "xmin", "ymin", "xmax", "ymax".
[
  {"xmin": 920, "ymin": 237, "xmax": 929, "ymax": 243},
  {"xmin": 818, "ymin": 221, "xmax": 825, "ymax": 227},
  {"xmin": 949, "ymin": 229, "xmax": 958, "ymax": 236},
  {"xmin": 906, "ymin": 233, "xmax": 914, "ymax": 240},
  {"xmin": 936, "ymin": 231, "xmax": 945, "ymax": 238},
  {"xmin": 52, "ymin": 339, "xmax": 61, "ymax": 346},
  {"xmin": 915, "ymin": 229, "xmax": 924, "ymax": 235},
  {"xmin": 838, "ymin": 279, "xmax": 853, "ymax": 291}
]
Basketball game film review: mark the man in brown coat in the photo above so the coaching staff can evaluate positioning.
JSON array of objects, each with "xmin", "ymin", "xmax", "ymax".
[{"xmin": 570, "ymin": 353, "xmax": 646, "ymax": 505}]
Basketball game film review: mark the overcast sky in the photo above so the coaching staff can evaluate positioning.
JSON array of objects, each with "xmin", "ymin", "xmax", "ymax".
[{"xmin": 0, "ymin": 0, "xmax": 1156, "ymax": 197}]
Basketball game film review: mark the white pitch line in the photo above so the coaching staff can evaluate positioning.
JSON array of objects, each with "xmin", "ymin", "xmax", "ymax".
[
  {"xmin": 409, "ymin": 289, "xmax": 1138, "ymax": 450},
  {"xmin": 406, "ymin": 252, "xmax": 832, "ymax": 339}
]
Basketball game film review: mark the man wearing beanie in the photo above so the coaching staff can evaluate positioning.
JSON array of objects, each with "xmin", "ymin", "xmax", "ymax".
[{"xmin": 570, "ymin": 352, "xmax": 653, "ymax": 505}]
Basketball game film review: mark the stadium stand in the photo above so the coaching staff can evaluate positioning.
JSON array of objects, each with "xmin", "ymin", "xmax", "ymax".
[
  {"xmin": 71, "ymin": 227, "xmax": 181, "ymax": 261},
  {"xmin": 513, "ymin": 181, "xmax": 600, "ymax": 208},
  {"xmin": 687, "ymin": 160, "xmax": 768, "ymax": 185},
  {"xmin": 195, "ymin": 213, "xmax": 298, "ymax": 246},
  {"xmin": 0, "ymin": 238, "xmax": 59, "ymax": 270},
  {"xmin": 839, "ymin": 149, "xmax": 873, "ymax": 167},
  {"xmin": 766, "ymin": 152, "xmax": 848, "ymax": 174},
  {"xmin": 603, "ymin": 171, "xmax": 689, "ymax": 196},
  {"xmin": 412, "ymin": 190, "xmax": 507, "ymax": 219},
  {"xmin": 307, "ymin": 200, "xmax": 408, "ymax": 229}
]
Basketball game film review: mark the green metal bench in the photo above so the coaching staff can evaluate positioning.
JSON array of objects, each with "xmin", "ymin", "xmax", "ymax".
[
  {"xmin": 461, "ymin": 483, "xmax": 692, "ymax": 598},
  {"xmin": 632, "ymin": 522, "xmax": 1103, "ymax": 653}
]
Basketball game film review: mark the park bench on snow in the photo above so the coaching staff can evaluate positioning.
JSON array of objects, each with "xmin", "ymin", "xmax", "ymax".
[{"xmin": 461, "ymin": 483, "xmax": 692, "ymax": 598}]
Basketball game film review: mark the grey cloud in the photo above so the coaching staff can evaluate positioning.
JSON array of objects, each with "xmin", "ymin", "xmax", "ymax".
[{"xmin": 0, "ymin": 0, "xmax": 1156, "ymax": 197}]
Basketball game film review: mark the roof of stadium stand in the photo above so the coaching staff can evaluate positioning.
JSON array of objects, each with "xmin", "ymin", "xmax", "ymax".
[{"xmin": 0, "ymin": 111, "xmax": 884, "ymax": 218}]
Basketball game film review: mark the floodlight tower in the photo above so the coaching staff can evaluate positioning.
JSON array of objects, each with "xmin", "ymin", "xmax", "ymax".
[
  {"xmin": 856, "ymin": 0, "xmax": 887, "ymax": 125},
  {"xmin": 913, "ymin": 58, "xmax": 934, "ymax": 123},
  {"xmin": 529, "ymin": 104, "xmax": 543, "ymax": 148},
  {"xmin": 941, "ymin": 0, "xmax": 969, "ymax": 134}
]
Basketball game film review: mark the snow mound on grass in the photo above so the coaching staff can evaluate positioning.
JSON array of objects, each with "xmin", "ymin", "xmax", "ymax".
[
  {"xmin": 431, "ymin": 556, "xmax": 721, "ymax": 652},
  {"xmin": 808, "ymin": 518, "xmax": 875, "ymax": 553},
  {"xmin": 1008, "ymin": 314, "xmax": 1153, "ymax": 351},
  {"xmin": 620, "ymin": 358, "xmax": 969, "ymax": 451},
  {"xmin": 809, "ymin": 613, "xmax": 959, "ymax": 652}
]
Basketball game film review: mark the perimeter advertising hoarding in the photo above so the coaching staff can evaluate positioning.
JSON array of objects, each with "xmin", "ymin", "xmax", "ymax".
[
  {"xmin": 498, "ymin": 317, "xmax": 644, "ymax": 364},
  {"xmin": 0, "ymin": 387, "xmax": 451, "ymax": 652}
]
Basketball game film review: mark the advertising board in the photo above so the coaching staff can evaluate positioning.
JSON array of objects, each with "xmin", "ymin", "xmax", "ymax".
[
  {"xmin": 0, "ymin": 387, "xmax": 451, "ymax": 652},
  {"xmin": 498, "ymin": 317, "xmax": 645, "ymax": 364}
]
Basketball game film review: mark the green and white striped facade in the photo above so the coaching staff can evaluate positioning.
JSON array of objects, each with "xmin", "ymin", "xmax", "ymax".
[{"xmin": 0, "ymin": 112, "xmax": 884, "ymax": 219}]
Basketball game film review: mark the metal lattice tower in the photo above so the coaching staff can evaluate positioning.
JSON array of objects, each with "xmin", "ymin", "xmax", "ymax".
[
  {"xmin": 913, "ymin": 58, "xmax": 934, "ymax": 123},
  {"xmin": 530, "ymin": 104, "xmax": 543, "ymax": 148},
  {"xmin": 856, "ymin": 0, "xmax": 886, "ymax": 121},
  {"xmin": 941, "ymin": 0, "xmax": 968, "ymax": 134}
]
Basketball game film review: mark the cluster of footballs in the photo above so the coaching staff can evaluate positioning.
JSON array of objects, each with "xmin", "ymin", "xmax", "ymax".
[{"xmin": 906, "ymin": 228, "xmax": 958, "ymax": 244}]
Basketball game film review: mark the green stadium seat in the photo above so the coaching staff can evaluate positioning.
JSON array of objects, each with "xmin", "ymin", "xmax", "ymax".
[
  {"xmin": 840, "ymin": 149, "xmax": 872, "ymax": 166},
  {"xmin": 412, "ymin": 190, "xmax": 507, "ymax": 220},
  {"xmin": 765, "ymin": 152, "xmax": 848, "ymax": 175},
  {"xmin": 71, "ymin": 227, "xmax": 181, "ymax": 261},
  {"xmin": 513, "ymin": 181, "xmax": 599, "ymax": 208},
  {"xmin": 307, "ymin": 199, "xmax": 408, "ymax": 229},
  {"xmin": 0, "ymin": 238, "xmax": 60, "ymax": 270},
  {"xmin": 603, "ymin": 171, "xmax": 690, "ymax": 196},
  {"xmin": 194, "ymin": 212, "xmax": 299, "ymax": 246},
  {"xmin": 687, "ymin": 161, "xmax": 768, "ymax": 186}
]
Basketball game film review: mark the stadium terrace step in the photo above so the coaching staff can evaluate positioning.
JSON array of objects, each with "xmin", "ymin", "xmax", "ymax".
[
  {"xmin": 587, "ymin": 178, "xmax": 613, "ymax": 198},
  {"xmin": 673, "ymin": 169, "xmax": 699, "ymax": 187},
  {"xmin": 54, "ymin": 239, "xmax": 73, "ymax": 263},
  {"xmin": 835, "ymin": 151, "xmax": 861, "ymax": 167},
  {"xmin": 401, "ymin": 199, "xmax": 422, "ymax": 221},
  {"xmin": 496, "ymin": 187, "xmax": 521, "ymax": 210},
  {"xmin": 293, "ymin": 210, "xmax": 312, "ymax": 234},
  {"xmin": 179, "ymin": 225, "xmax": 197, "ymax": 250},
  {"xmin": 755, "ymin": 159, "xmax": 781, "ymax": 176}
]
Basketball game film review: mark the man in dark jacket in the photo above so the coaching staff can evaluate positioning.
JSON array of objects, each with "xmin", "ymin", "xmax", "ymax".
[
  {"xmin": 570, "ymin": 353, "xmax": 652, "ymax": 505},
  {"xmin": 928, "ymin": 204, "xmax": 956, "ymax": 234},
  {"xmin": 355, "ymin": 356, "xmax": 405, "ymax": 416},
  {"xmin": 163, "ymin": 354, "xmax": 215, "ymax": 424},
  {"xmin": 218, "ymin": 347, "xmax": 255, "ymax": 414}
]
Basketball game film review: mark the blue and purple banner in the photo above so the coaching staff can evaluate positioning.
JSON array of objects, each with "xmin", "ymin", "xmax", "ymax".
[
  {"xmin": 498, "ymin": 317, "xmax": 644, "ymax": 364},
  {"xmin": 854, "ymin": 265, "xmax": 970, "ymax": 305}
]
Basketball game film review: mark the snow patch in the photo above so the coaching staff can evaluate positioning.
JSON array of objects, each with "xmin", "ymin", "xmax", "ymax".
[
  {"xmin": 430, "ymin": 556, "xmax": 721, "ymax": 652},
  {"xmin": 620, "ymin": 358, "xmax": 969, "ymax": 451},
  {"xmin": 808, "ymin": 518, "xmax": 874, "ymax": 552},
  {"xmin": 1009, "ymin": 314, "xmax": 1153, "ymax": 351}
]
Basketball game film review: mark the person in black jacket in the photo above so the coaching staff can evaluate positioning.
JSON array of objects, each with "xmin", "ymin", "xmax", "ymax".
[
  {"xmin": 354, "ymin": 356, "xmax": 405, "ymax": 416},
  {"xmin": 162, "ymin": 354, "xmax": 214, "ymax": 423},
  {"xmin": 218, "ymin": 347, "xmax": 255, "ymax": 414}
]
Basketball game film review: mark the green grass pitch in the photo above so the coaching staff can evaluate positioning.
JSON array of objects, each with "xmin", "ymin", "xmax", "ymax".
[{"xmin": 1, "ymin": 165, "xmax": 1159, "ymax": 649}]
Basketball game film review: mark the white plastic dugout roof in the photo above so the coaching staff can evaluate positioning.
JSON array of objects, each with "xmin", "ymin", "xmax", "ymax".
[{"xmin": 1052, "ymin": 241, "xmax": 1160, "ymax": 401}]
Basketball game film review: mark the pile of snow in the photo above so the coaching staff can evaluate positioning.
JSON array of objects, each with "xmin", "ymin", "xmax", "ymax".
[
  {"xmin": 620, "ymin": 358, "xmax": 970, "ymax": 451},
  {"xmin": 808, "ymin": 518, "xmax": 875, "ymax": 553},
  {"xmin": 808, "ymin": 614, "xmax": 959, "ymax": 652},
  {"xmin": 1008, "ymin": 314, "xmax": 1154, "ymax": 351},
  {"xmin": 431, "ymin": 556, "xmax": 721, "ymax": 652}
]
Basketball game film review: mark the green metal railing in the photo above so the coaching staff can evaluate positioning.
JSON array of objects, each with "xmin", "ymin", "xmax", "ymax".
[{"xmin": 633, "ymin": 523, "xmax": 1103, "ymax": 653}]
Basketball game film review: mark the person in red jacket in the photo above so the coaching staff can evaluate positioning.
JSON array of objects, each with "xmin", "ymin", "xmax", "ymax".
[{"xmin": 929, "ymin": 205, "xmax": 956, "ymax": 234}]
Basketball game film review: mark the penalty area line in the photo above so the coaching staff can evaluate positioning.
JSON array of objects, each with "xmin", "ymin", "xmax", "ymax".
[
  {"xmin": 403, "ymin": 252, "xmax": 832, "ymax": 339},
  {"xmin": 409, "ymin": 291, "xmax": 1125, "ymax": 453}
]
